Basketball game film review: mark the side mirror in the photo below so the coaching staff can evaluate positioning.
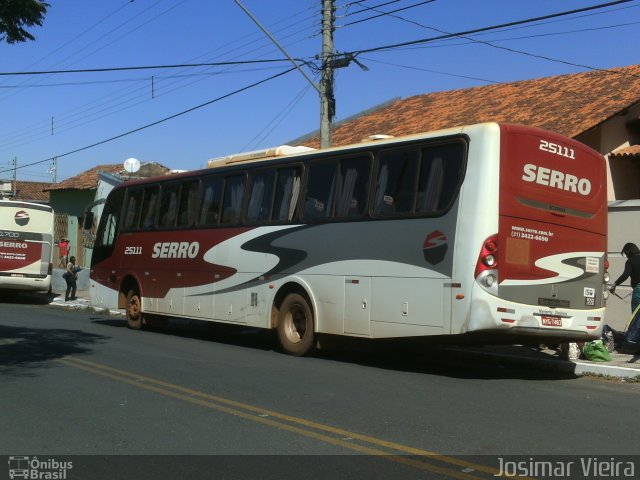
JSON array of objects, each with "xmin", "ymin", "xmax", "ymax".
[{"xmin": 83, "ymin": 211, "xmax": 95, "ymax": 230}]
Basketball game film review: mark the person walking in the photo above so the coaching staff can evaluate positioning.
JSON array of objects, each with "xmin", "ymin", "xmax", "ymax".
[
  {"xmin": 64, "ymin": 255, "xmax": 79, "ymax": 302},
  {"xmin": 611, "ymin": 242, "xmax": 640, "ymax": 313}
]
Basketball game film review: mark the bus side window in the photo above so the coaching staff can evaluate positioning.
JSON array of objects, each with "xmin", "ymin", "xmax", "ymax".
[
  {"xmin": 221, "ymin": 175, "xmax": 245, "ymax": 224},
  {"xmin": 246, "ymin": 170, "xmax": 275, "ymax": 223},
  {"xmin": 374, "ymin": 150, "xmax": 419, "ymax": 215},
  {"xmin": 140, "ymin": 186, "xmax": 159, "ymax": 229},
  {"xmin": 417, "ymin": 143, "xmax": 464, "ymax": 213},
  {"xmin": 177, "ymin": 181, "xmax": 199, "ymax": 227},
  {"xmin": 273, "ymin": 166, "xmax": 301, "ymax": 221},
  {"xmin": 335, "ymin": 156, "xmax": 370, "ymax": 218},
  {"xmin": 159, "ymin": 185, "xmax": 180, "ymax": 228},
  {"xmin": 123, "ymin": 189, "xmax": 144, "ymax": 230},
  {"xmin": 199, "ymin": 176, "xmax": 223, "ymax": 226},
  {"xmin": 304, "ymin": 161, "xmax": 337, "ymax": 221}
]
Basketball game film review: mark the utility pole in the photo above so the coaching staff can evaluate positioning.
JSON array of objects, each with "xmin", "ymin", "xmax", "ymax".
[
  {"xmin": 235, "ymin": 0, "xmax": 335, "ymax": 148},
  {"xmin": 319, "ymin": 0, "xmax": 335, "ymax": 148},
  {"xmin": 51, "ymin": 157, "xmax": 57, "ymax": 183},
  {"xmin": 12, "ymin": 157, "xmax": 17, "ymax": 196}
]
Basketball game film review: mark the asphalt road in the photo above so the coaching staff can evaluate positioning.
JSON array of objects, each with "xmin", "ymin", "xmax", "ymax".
[{"xmin": 2, "ymin": 292, "xmax": 640, "ymax": 479}]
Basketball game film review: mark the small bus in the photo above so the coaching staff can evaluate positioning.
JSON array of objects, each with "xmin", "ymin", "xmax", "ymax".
[
  {"xmin": 0, "ymin": 200, "xmax": 54, "ymax": 293},
  {"xmin": 88, "ymin": 123, "xmax": 608, "ymax": 355}
]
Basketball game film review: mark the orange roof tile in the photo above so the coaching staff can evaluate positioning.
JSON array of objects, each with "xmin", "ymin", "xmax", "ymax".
[
  {"xmin": 301, "ymin": 64, "xmax": 640, "ymax": 148},
  {"xmin": 46, "ymin": 164, "xmax": 123, "ymax": 191},
  {"xmin": 610, "ymin": 145, "xmax": 640, "ymax": 157},
  {"xmin": 2, "ymin": 181, "xmax": 51, "ymax": 202}
]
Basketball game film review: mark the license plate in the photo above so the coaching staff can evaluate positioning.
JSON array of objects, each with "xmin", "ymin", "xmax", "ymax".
[{"xmin": 541, "ymin": 315, "xmax": 562, "ymax": 327}]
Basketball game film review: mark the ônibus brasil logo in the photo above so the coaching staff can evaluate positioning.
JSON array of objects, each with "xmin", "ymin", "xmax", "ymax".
[
  {"xmin": 7, "ymin": 456, "xmax": 73, "ymax": 479},
  {"xmin": 14, "ymin": 210, "xmax": 30, "ymax": 226},
  {"xmin": 423, "ymin": 230, "xmax": 447, "ymax": 265}
]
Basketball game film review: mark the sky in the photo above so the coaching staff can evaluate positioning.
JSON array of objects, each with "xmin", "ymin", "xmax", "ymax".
[{"xmin": 0, "ymin": 0, "xmax": 638, "ymax": 182}]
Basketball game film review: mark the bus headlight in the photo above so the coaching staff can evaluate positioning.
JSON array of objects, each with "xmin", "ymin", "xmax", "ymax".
[
  {"xmin": 603, "ymin": 289, "xmax": 609, "ymax": 300},
  {"xmin": 603, "ymin": 272, "xmax": 610, "ymax": 283}
]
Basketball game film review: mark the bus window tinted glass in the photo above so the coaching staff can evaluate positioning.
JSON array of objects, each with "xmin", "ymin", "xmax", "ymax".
[
  {"xmin": 140, "ymin": 186, "xmax": 159, "ymax": 229},
  {"xmin": 246, "ymin": 171, "xmax": 275, "ymax": 222},
  {"xmin": 177, "ymin": 181, "xmax": 199, "ymax": 227},
  {"xmin": 417, "ymin": 143, "xmax": 464, "ymax": 213},
  {"xmin": 199, "ymin": 176, "xmax": 223, "ymax": 225},
  {"xmin": 374, "ymin": 150, "xmax": 419, "ymax": 215},
  {"xmin": 273, "ymin": 167, "xmax": 301, "ymax": 221},
  {"xmin": 159, "ymin": 184, "xmax": 180, "ymax": 228},
  {"xmin": 96, "ymin": 189, "xmax": 124, "ymax": 248},
  {"xmin": 304, "ymin": 161, "xmax": 337, "ymax": 220},
  {"xmin": 335, "ymin": 157, "xmax": 370, "ymax": 217},
  {"xmin": 123, "ymin": 189, "xmax": 144, "ymax": 230},
  {"xmin": 221, "ymin": 175, "xmax": 245, "ymax": 224}
]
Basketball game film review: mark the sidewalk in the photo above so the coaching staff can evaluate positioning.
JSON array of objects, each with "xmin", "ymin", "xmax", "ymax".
[
  {"xmin": 47, "ymin": 287, "xmax": 640, "ymax": 381},
  {"xmin": 49, "ymin": 287, "xmax": 122, "ymax": 316}
]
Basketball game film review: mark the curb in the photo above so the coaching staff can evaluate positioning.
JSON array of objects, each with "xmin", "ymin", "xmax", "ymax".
[
  {"xmin": 573, "ymin": 361, "xmax": 640, "ymax": 380},
  {"xmin": 440, "ymin": 346, "xmax": 640, "ymax": 380}
]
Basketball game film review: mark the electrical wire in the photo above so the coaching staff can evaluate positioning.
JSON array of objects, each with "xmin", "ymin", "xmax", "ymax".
[
  {"xmin": 352, "ymin": 0, "xmax": 636, "ymax": 55},
  {"xmin": 0, "ymin": 67, "xmax": 297, "ymax": 176}
]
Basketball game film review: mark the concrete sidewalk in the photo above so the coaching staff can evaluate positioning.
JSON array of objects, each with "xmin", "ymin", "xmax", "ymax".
[{"xmin": 48, "ymin": 282, "xmax": 640, "ymax": 381}]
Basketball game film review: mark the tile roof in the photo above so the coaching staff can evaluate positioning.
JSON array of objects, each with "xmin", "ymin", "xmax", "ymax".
[
  {"xmin": 45, "ymin": 162, "xmax": 172, "ymax": 191},
  {"xmin": 610, "ymin": 145, "xmax": 640, "ymax": 157},
  {"xmin": 301, "ymin": 64, "xmax": 640, "ymax": 148},
  {"xmin": 46, "ymin": 164, "xmax": 123, "ymax": 191},
  {"xmin": 1, "ymin": 181, "xmax": 51, "ymax": 202}
]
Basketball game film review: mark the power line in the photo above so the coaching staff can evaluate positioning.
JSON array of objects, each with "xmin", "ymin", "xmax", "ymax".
[
  {"xmin": 340, "ymin": 0, "xmax": 436, "ymax": 27},
  {"xmin": 0, "ymin": 67, "xmax": 297, "ymax": 176},
  {"xmin": 0, "ymin": 59, "xmax": 302, "ymax": 77},
  {"xmin": 0, "ymin": 4, "xmax": 320, "ymax": 152},
  {"xmin": 352, "ymin": 0, "xmax": 636, "ymax": 55},
  {"xmin": 351, "ymin": 0, "xmax": 640, "ymax": 77}
]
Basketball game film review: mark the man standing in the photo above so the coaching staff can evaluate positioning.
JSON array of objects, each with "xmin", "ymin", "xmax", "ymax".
[{"xmin": 611, "ymin": 242, "xmax": 640, "ymax": 314}]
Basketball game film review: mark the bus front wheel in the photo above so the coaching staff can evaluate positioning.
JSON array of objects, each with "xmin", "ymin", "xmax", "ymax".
[
  {"xmin": 277, "ymin": 293, "xmax": 315, "ymax": 356},
  {"xmin": 126, "ymin": 289, "xmax": 144, "ymax": 330}
]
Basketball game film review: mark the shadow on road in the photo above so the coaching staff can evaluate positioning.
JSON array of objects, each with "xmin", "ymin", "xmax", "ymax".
[
  {"xmin": 89, "ymin": 317, "xmax": 577, "ymax": 381},
  {"xmin": 0, "ymin": 290, "xmax": 54, "ymax": 306},
  {"xmin": 0, "ymin": 324, "xmax": 109, "ymax": 378}
]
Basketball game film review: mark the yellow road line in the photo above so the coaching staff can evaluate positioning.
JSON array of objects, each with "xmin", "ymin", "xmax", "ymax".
[{"xmin": 59, "ymin": 356, "xmax": 513, "ymax": 479}]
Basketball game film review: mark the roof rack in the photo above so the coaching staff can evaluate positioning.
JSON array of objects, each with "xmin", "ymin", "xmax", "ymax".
[{"xmin": 207, "ymin": 145, "xmax": 316, "ymax": 168}]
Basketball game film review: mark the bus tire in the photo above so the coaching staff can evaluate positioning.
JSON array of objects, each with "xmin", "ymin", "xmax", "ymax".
[
  {"xmin": 126, "ymin": 289, "xmax": 144, "ymax": 330},
  {"xmin": 277, "ymin": 293, "xmax": 315, "ymax": 356}
]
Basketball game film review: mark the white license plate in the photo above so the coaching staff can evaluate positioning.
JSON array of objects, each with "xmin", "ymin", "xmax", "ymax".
[{"xmin": 541, "ymin": 316, "xmax": 562, "ymax": 327}]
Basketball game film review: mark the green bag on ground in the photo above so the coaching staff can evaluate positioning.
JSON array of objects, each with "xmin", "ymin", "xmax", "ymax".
[{"xmin": 582, "ymin": 339, "xmax": 612, "ymax": 362}]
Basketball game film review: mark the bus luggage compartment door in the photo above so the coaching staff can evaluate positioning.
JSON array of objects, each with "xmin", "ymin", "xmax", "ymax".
[{"xmin": 344, "ymin": 277, "xmax": 371, "ymax": 336}]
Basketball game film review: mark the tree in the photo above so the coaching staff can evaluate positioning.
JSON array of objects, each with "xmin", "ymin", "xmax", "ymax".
[{"xmin": 0, "ymin": 0, "xmax": 49, "ymax": 44}]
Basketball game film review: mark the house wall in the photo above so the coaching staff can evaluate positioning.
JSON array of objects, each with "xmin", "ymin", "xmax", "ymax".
[
  {"xmin": 49, "ymin": 190, "xmax": 96, "ymax": 217},
  {"xmin": 49, "ymin": 189, "xmax": 96, "ymax": 267},
  {"xmin": 607, "ymin": 201, "xmax": 640, "ymax": 331}
]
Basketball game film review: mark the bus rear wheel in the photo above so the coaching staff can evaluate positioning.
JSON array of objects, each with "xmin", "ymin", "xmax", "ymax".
[
  {"xmin": 277, "ymin": 293, "xmax": 315, "ymax": 356},
  {"xmin": 126, "ymin": 289, "xmax": 144, "ymax": 330}
]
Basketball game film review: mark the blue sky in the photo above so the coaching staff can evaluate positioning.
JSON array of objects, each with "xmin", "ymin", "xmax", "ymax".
[{"xmin": 0, "ymin": 0, "xmax": 638, "ymax": 182}]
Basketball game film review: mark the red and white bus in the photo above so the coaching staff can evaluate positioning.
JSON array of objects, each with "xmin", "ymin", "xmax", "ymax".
[
  {"xmin": 0, "ymin": 200, "xmax": 55, "ymax": 293},
  {"xmin": 88, "ymin": 123, "xmax": 608, "ymax": 355}
]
